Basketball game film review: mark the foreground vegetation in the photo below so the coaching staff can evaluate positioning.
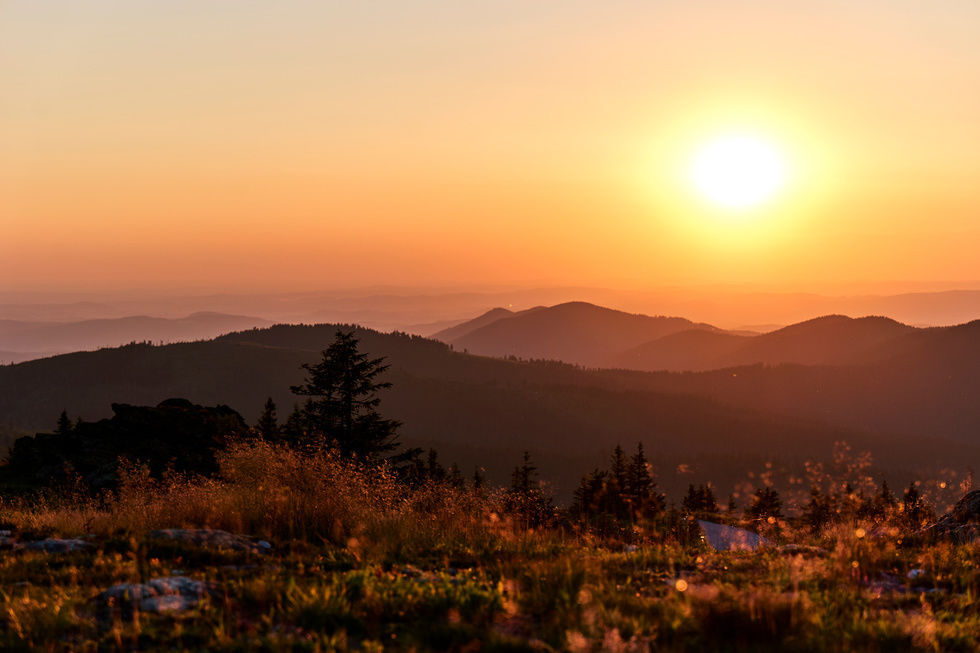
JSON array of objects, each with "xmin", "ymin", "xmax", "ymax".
[{"xmin": 1, "ymin": 441, "xmax": 978, "ymax": 652}]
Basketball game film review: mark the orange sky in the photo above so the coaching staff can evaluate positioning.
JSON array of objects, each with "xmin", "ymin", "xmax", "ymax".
[{"xmin": 2, "ymin": 1, "xmax": 979, "ymax": 293}]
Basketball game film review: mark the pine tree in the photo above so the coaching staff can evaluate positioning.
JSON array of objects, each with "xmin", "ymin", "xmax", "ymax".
[
  {"xmin": 290, "ymin": 330, "xmax": 402, "ymax": 458},
  {"xmin": 508, "ymin": 451, "xmax": 551, "ymax": 528},
  {"xmin": 801, "ymin": 486, "xmax": 836, "ymax": 533},
  {"xmin": 682, "ymin": 484, "xmax": 700, "ymax": 513},
  {"xmin": 627, "ymin": 444, "xmax": 651, "ymax": 497},
  {"xmin": 472, "ymin": 466, "xmax": 485, "ymax": 490},
  {"xmin": 902, "ymin": 481, "xmax": 930, "ymax": 529},
  {"xmin": 448, "ymin": 463, "xmax": 464, "ymax": 489},
  {"xmin": 572, "ymin": 469, "xmax": 607, "ymax": 516},
  {"xmin": 255, "ymin": 397, "xmax": 280, "ymax": 440},
  {"xmin": 511, "ymin": 451, "xmax": 537, "ymax": 494},
  {"xmin": 282, "ymin": 404, "xmax": 308, "ymax": 442},
  {"xmin": 426, "ymin": 448, "xmax": 445, "ymax": 481},
  {"xmin": 627, "ymin": 443, "xmax": 664, "ymax": 518},
  {"xmin": 56, "ymin": 410, "xmax": 72, "ymax": 436},
  {"xmin": 610, "ymin": 445, "xmax": 629, "ymax": 491},
  {"xmin": 745, "ymin": 487, "xmax": 783, "ymax": 521},
  {"xmin": 681, "ymin": 484, "xmax": 718, "ymax": 514},
  {"xmin": 877, "ymin": 479, "xmax": 896, "ymax": 508},
  {"xmin": 702, "ymin": 484, "xmax": 719, "ymax": 513}
]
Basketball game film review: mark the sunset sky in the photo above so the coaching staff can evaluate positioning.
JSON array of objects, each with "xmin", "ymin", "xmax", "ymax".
[{"xmin": 3, "ymin": 1, "xmax": 979, "ymax": 293}]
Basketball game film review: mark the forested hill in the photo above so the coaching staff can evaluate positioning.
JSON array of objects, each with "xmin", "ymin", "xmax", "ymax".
[{"xmin": 0, "ymin": 322, "xmax": 976, "ymax": 496}]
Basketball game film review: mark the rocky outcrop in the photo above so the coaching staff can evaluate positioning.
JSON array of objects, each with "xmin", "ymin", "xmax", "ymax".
[
  {"xmin": 912, "ymin": 490, "xmax": 980, "ymax": 543},
  {"xmin": 17, "ymin": 538, "xmax": 90, "ymax": 553},
  {"xmin": 149, "ymin": 528, "xmax": 272, "ymax": 553},
  {"xmin": 96, "ymin": 576, "xmax": 220, "ymax": 620}
]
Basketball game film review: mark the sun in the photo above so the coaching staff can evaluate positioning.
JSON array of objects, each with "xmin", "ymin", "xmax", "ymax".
[{"xmin": 688, "ymin": 134, "xmax": 787, "ymax": 210}]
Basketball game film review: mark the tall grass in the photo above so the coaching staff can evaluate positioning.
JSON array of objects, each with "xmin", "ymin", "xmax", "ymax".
[{"xmin": 1, "ymin": 440, "xmax": 519, "ymax": 563}]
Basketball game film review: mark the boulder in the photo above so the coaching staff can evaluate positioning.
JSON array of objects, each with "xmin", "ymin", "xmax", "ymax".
[
  {"xmin": 149, "ymin": 528, "xmax": 271, "ymax": 553},
  {"xmin": 97, "ymin": 576, "xmax": 220, "ymax": 619},
  {"xmin": 17, "ymin": 538, "xmax": 90, "ymax": 553},
  {"xmin": 697, "ymin": 520, "xmax": 769, "ymax": 552}
]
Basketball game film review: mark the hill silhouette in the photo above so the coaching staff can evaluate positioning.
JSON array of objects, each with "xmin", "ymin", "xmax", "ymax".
[
  {"xmin": 613, "ymin": 315, "xmax": 917, "ymax": 371},
  {"xmin": 444, "ymin": 302, "xmax": 721, "ymax": 367},
  {"xmin": 624, "ymin": 318, "xmax": 980, "ymax": 444},
  {"xmin": 1, "ymin": 321, "xmax": 976, "ymax": 498},
  {"xmin": 431, "ymin": 306, "xmax": 547, "ymax": 342},
  {"xmin": 611, "ymin": 329, "xmax": 750, "ymax": 372}
]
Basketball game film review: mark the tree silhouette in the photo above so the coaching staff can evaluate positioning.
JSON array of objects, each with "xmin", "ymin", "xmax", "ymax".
[
  {"xmin": 426, "ymin": 448, "xmax": 446, "ymax": 481},
  {"xmin": 56, "ymin": 410, "xmax": 72, "ymax": 436},
  {"xmin": 282, "ymin": 404, "xmax": 308, "ymax": 442},
  {"xmin": 801, "ymin": 486, "xmax": 836, "ymax": 533},
  {"xmin": 448, "ymin": 463, "xmax": 464, "ymax": 489},
  {"xmin": 682, "ymin": 484, "xmax": 719, "ymax": 515},
  {"xmin": 876, "ymin": 479, "xmax": 896, "ymax": 510},
  {"xmin": 571, "ymin": 443, "xmax": 664, "ymax": 524},
  {"xmin": 627, "ymin": 443, "xmax": 664, "ymax": 518},
  {"xmin": 290, "ymin": 330, "xmax": 402, "ymax": 458},
  {"xmin": 902, "ymin": 481, "xmax": 931, "ymax": 529},
  {"xmin": 610, "ymin": 445, "xmax": 629, "ymax": 493},
  {"xmin": 571, "ymin": 469, "xmax": 609, "ymax": 517},
  {"xmin": 508, "ymin": 451, "xmax": 551, "ymax": 528},
  {"xmin": 255, "ymin": 397, "xmax": 279, "ymax": 440},
  {"xmin": 745, "ymin": 486, "xmax": 783, "ymax": 521}
]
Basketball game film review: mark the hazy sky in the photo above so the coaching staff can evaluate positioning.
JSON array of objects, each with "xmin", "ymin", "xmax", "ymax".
[{"xmin": 3, "ymin": 1, "xmax": 979, "ymax": 293}]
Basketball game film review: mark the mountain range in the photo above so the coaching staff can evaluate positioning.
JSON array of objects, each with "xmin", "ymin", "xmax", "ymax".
[
  {"xmin": 1, "ymin": 304, "xmax": 977, "ymax": 497},
  {"xmin": 435, "ymin": 302, "xmax": 973, "ymax": 371},
  {"xmin": 435, "ymin": 302, "xmax": 725, "ymax": 367},
  {"xmin": 0, "ymin": 312, "xmax": 270, "ymax": 363}
]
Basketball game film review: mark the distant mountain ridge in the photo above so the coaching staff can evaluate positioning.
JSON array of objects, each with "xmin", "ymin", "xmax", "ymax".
[
  {"xmin": 432, "ymin": 307, "xmax": 517, "ymax": 342},
  {"xmin": 438, "ymin": 304, "xmax": 964, "ymax": 372},
  {"xmin": 612, "ymin": 314, "xmax": 918, "ymax": 371},
  {"xmin": 0, "ymin": 312, "xmax": 271, "ymax": 361},
  {"xmin": 439, "ymin": 301, "xmax": 722, "ymax": 367}
]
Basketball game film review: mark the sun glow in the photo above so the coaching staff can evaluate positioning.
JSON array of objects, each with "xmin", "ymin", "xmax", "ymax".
[{"xmin": 688, "ymin": 134, "xmax": 788, "ymax": 210}]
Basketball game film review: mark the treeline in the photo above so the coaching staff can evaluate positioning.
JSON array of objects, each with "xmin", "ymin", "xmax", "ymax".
[{"xmin": 1, "ymin": 330, "xmax": 947, "ymax": 540}]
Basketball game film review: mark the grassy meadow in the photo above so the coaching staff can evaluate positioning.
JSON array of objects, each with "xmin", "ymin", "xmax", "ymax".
[{"xmin": 1, "ymin": 440, "xmax": 978, "ymax": 652}]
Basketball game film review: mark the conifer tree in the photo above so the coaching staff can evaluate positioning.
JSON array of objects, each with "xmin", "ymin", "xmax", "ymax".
[
  {"xmin": 682, "ymin": 484, "xmax": 700, "ymax": 513},
  {"xmin": 610, "ymin": 445, "xmax": 629, "ymax": 491},
  {"xmin": 627, "ymin": 444, "xmax": 651, "ymax": 502},
  {"xmin": 876, "ymin": 479, "xmax": 896, "ymax": 509},
  {"xmin": 291, "ymin": 330, "xmax": 401, "ymax": 458},
  {"xmin": 255, "ymin": 397, "xmax": 280, "ymax": 440},
  {"xmin": 702, "ymin": 484, "xmax": 719, "ymax": 513},
  {"xmin": 426, "ymin": 448, "xmax": 445, "ymax": 481},
  {"xmin": 572, "ymin": 469, "xmax": 608, "ymax": 516},
  {"xmin": 627, "ymin": 443, "xmax": 664, "ymax": 518},
  {"xmin": 511, "ymin": 450, "xmax": 537, "ymax": 494},
  {"xmin": 508, "ymin": 451, "xmax": 551, "ymax": 528},
  {"xmin": 745, "ymin": 486, "xmax": 783, "ymax": 521},
  {"xmin": 282, "ymin": 404, "xmax": 308, "ymax": 442},
  {"xmin": 448, "ymin": 463, "xmax": 464, "ymax": 489},
  {"xmin": 801, "ymin": 486, "xmax": 836, "ymax": 533},
  {"xmin": 56, "ymin": 410, "xmax": 72, "ymax": 436},
  {"xmin": 681, "ymin": 484, "xmax": 718, "ymax": 514},
  {"xmin": 902, "ymin": 481, "xmax": 930, "ymax": 528}
]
